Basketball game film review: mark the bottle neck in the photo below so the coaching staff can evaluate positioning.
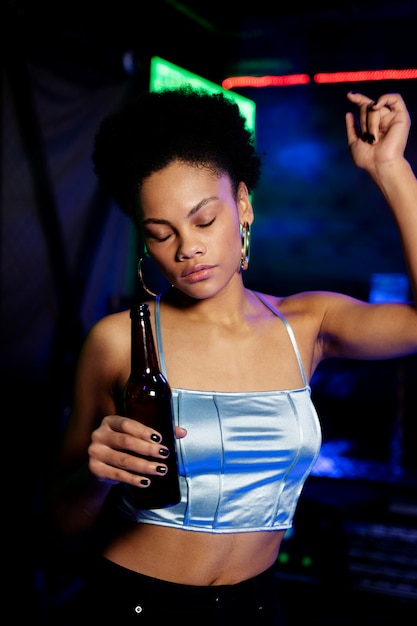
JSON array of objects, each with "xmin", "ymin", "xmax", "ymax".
[{"xmin": 130, "ymin": 304, "xmax": 160, "ymax": 374}]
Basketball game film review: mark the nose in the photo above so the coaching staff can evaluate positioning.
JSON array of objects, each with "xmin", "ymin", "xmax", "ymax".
[{"xmin": 176, "ymin": 233, "xmax": 205, "ymax": 261}]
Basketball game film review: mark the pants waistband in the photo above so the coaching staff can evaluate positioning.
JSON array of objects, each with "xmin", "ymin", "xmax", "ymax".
[{"xmin": 97, "ymin": 555, "xmax": 277, "ymax": 601}]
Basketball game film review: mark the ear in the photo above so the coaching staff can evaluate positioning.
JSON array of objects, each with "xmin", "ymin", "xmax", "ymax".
[{"xmin": 237, "ymin": 182, "xmax": 254, "ymax": 225}]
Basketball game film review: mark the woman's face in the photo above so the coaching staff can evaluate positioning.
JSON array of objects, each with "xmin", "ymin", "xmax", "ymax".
[{"xmin": 138, "ymin": 160, "xmax": 253, "ymax": 299}]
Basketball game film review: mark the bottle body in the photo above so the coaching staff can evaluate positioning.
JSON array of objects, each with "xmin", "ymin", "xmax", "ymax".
[{"xmin": 123, "ymin": 303, "xmax": 180, "ymax": 509}]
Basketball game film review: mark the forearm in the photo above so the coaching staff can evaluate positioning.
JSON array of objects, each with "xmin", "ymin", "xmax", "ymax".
[
  {"xmin": 371, "ymin": 158, "xmax": 417, "ymax": 305},
  {"xmin": 49, "ymin": 463, "xmax": 114, "ymax": 536}
]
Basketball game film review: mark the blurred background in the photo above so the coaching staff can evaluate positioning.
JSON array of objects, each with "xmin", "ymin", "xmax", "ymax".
[{"xmin": 2, "ymin": 1, "xmax": 417, "ymax": 623}]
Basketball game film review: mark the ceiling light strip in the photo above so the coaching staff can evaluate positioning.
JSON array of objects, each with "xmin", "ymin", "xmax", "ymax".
[{"xmin": 222, "ymin": 69, "xmax": 417, "ymax": 89}]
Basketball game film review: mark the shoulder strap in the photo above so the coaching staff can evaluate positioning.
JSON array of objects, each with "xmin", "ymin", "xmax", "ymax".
[
  {"xmin": 254, "ymin": 292, "xmax": 308, "ymax": 387},
  {"xmin": 154, "ymin": 296, "xmax": 168, "ymax": 377},
  {"xmin": 156, "ymin": 292, "xmax": 308, "ymax": 387}
]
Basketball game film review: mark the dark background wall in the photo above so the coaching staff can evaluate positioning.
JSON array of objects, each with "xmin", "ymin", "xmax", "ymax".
[{"xmin": 2, "ymin": 1, "xmax": 417, "ymax": 623}]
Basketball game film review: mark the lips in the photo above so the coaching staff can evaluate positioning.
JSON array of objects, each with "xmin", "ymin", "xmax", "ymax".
[
  {"xmin": 180, "ymin": 265, "xmax": 214, "ymax": 282},
  {"xmin": 181, "ymin": 264, "xmax": 213, "ymax": 277}
]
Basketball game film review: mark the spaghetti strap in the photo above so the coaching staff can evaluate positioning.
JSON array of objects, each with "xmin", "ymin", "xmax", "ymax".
[
  {"xmin": 154, "ymin": 296, "xmax": 168, "ymax": 378},
  {"xmin": 254, "ymin": 292, "xmax": 309, "ymax": 387},
  {"xmin": 156, "ymin": 292, "xmax": 308, "ymax": 387}
]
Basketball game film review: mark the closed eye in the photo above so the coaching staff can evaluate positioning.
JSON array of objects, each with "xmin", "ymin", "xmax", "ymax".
[
  {"xmin": 198, "ymin": 217, "xmax": 215, "ymax": 228},
  {"xmin": 144, "ymin": 228, "xmax": 173, "ymax": 242},
  {"xmin": 148, "ymin": 233, "xmax": 171, "ymax": 242}
]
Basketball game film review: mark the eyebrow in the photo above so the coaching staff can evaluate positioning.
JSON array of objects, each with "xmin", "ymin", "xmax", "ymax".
[{"xmin": 142, "ymin": 196, "xmax": 219, "ymax": 227}]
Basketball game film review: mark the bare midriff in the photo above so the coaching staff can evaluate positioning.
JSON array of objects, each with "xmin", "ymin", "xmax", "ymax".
[{"xmin": 103, "ymin": 523, "xmax": 285, "ymax": 585}]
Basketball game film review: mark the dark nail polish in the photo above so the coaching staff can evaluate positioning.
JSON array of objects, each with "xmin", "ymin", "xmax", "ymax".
[
  {"xmin": 150, "ymin": 433, "xmax": 161, "ymax": 443},
  {"xmin": 362, "ymin": 132, "xmax": 369, "ymax": 142},
  {"xmin": 367, "ymin": 133, "xmax": 375, "ymax": 144},
  {"xmin": 159, "ymin": 448, "xmax": 169, "ymax": 457},
  {"xmin": 140, "ymin": 478, "xmax": 150, "ymax": 486},
  {"xmin": 156, "ymin": 465, "xmax": 167, "ymax": 474}
]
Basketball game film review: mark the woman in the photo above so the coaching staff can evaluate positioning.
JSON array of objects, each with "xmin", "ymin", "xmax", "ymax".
[{"xmin": 50, "ymin": 87, "xmax": 417, "ymax": 624}]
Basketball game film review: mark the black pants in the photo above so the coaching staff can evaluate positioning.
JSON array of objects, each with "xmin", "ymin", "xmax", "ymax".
[{"xmin": 69, "ymin": 556, "xmax": 288, "ymax": 625}]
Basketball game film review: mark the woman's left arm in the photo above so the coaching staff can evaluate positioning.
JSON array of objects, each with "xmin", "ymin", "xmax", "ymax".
[
  {"xmin": 346, "ymin": 92, "xmax": 417, "ymax": 305},
  {"xmin": 316, "ymin": 93, "xmax": 417, "ymax": 362}
]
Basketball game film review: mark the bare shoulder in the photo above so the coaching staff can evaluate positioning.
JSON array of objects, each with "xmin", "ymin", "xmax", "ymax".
[
  {"xmin": 256, "ymin": 290, "xmax": 354, "ymax": 318},
  {"xmin": 88, "ymin": 308, "xmax": 131, "ymax": 335},
  {"xmin": 72, "ymin": 309, "xmax": 133, "ymax": 407},
  {"xmin": 255, "ymin": 289, "xmax": 369, "ymax": 370},
  {"xmin": 81, "ymin": 309, "xmax": 132, "ymax": 364}
]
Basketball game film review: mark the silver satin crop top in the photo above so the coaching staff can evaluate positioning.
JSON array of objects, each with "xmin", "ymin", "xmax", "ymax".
[{"xmin": 119, "ymin": 293, "xmax": 322, "ymax": 533}]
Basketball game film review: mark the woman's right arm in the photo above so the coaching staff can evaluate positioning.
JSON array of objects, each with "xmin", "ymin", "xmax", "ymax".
[{"xmin": 48, "ymin": 312, "xmax": 179, "ymax": 536}]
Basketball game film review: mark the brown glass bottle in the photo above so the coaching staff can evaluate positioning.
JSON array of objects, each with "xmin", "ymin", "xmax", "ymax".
[{"xmin": 123, "ymin": 302, "xmax": 180, "ymax": 509}]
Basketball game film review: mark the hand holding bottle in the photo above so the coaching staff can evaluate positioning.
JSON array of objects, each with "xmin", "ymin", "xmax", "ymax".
[
  {"xmin": 88, "ymin": 413, "xmax": 186, "ymax": 492},
  {"xmin": 121, "ymin": 302, "xmax": 181, "ymax": 508}
]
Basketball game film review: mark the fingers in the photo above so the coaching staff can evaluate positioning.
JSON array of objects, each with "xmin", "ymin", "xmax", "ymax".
[
  {"xmin": 175, "ymin": 425, "xmax": 188, "ymax": 439},
  {"xmin": 89, "ymin": 439, "xmax": 171, "ymax": 487},
  {"xmin": 358, "ymin": 98, "xmax": 383, "ymax": 144},
  {"xmin": 371, "ymin": 93, "xmax": 405, "ymax": 112},
  {"xmin": 344, "ymin": 106, "xmax": 377, "ymax": 147},
  {"xmin": 88, "ymin": 415, "xmax": 173, "ymax": 486},
  {"xmin": 345, "ymin": 111, "xmax": 359, "ymax": 147},
  {"xmin": 363, "ymin": 102, "xmax": 380, "ymax": 144},
  {"xmin": 346, "ymin": 91, "xmax": 378, "ymax": 146},
  {"xmin": 346, "ymin": 91, "xmax": 407, "ymax": 145},
  {"xmin": 107, "ymin": 414, "xmax": 163, "ymax": 446},
  {"xmin": 89, "ymin": 452, "xmax": 168, "ymax": 489}
]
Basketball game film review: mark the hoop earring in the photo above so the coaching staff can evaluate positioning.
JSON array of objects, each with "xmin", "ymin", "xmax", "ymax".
[
  {"xmin": 240, "ymin": 222, "xmax": 251, "ymax": 270},
  {"xmin": 137, "ymin": 254, "xmax": 159, "ymax": 297}
]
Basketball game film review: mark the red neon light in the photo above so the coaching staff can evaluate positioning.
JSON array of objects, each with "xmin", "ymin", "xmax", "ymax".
[
  {"xmin": 314, "ymin": 69, "xmax": 417, "ymax": 83},
  {"xmin": 222, "ymin": 74, "xmax": 310, "ymax": 89},
  {"xmin": 222, "ymin": 69, "xmax": 417, "ymax": 90}
]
